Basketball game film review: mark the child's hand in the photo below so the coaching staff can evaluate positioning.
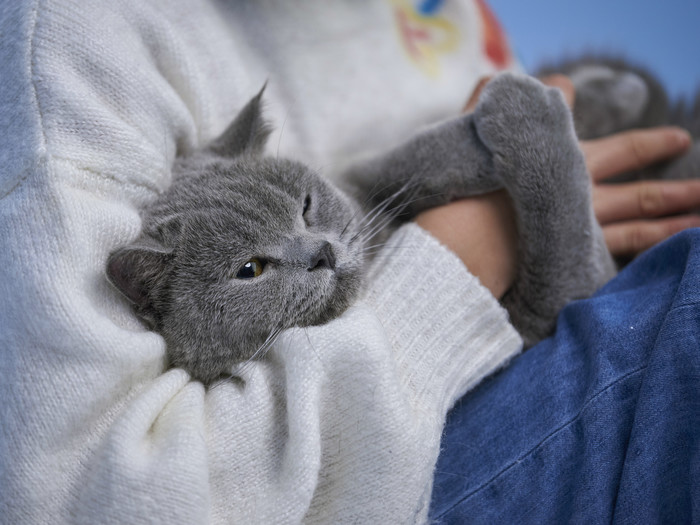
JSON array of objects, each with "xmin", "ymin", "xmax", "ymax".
[
  {"xmin": 582, "ymin": 128, "xmax": 699, "ymax": 256},
  {"xmin": 539, "ymin": 75, "xmax": 700, "ymax": 257}
]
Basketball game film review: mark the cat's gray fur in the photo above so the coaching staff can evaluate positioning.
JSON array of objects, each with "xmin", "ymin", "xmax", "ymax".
[
  {"xmin": 107, "ymin": 73, "xmax": 615, "ymax": 384},
  {"xmin": 538, "ymin": 55, "xmax": 700, "ymax": 182}
]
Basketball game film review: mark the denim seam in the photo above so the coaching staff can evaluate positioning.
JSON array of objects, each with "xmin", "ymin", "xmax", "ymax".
[
  {"xmin": 435, "ymin": 363, "xmax": 648, "ymax": 519},
  {"xmin": 609, "ymin": 300, "xmax": 696, "ymax": 522},
  {"xmin": 668, "ymin": 301, "xmax": 700, "ymax": 312}
]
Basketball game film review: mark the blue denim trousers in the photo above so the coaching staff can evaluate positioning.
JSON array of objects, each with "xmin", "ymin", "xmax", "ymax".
[{"xmin": 430, "ymin": 229, "xmax": 700, "ymax": 524}]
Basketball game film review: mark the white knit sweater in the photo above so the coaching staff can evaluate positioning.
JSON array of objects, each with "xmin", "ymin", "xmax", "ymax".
[{"xmin": 0, "ymin": 1, "xmax": 522, "ymax": 523}]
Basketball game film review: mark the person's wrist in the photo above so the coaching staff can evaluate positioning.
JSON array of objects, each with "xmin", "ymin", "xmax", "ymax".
[{"xmin": 414, "ymin": 191, "xmax": 518, "ymax": 298}]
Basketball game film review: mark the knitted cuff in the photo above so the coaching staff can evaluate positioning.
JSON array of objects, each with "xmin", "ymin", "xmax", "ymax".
[{"xmin": 365, "ymin": 223, "xmax": 523, "ymax": 415}]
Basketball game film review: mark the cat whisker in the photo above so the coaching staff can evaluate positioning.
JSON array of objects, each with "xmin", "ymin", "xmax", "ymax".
[
  {"xmin": 340, "ymin": 202, "xmax": 366, "ymax": 240},
  {"xmin": 363, "ymin": 244, "xmax": 422, "ymax": 257},
  {"xmin": 230, "ymin": 326, "xmax": 284, "ymax": 378},
  {"xmin": 275, "ymin": 95, "xmax": 299, "ymax": 160},
  {"xmin": 362, "ymin": 242, "xmax": 388, "ymax": 251},
  {"xmin": 367, "ymin": 243, "xmax": 423, "ymax": 254},
  {"xmin": 354, "ymin": 179, "xmax": 418, "ymax": 229},
  {"xmin": 356, "ymin": 179, "xmax": 423, "ymax": 234},
  {"xmin": 360, "ymin": 187, "xmax": 408, "ymax": 227},
  {"xmin": 351, "ymin": 186, "xmax": 416, "ymax": 245},
  {"xmin": 303, "ymin": 328, "xmax": 326, "ymax": 368},
  {"xmin": 361, "ymin": 175, "xmax": 423, "ymax": 214},
  {"xmin": 256, "ymin": 326, "xmax": 284, "ymax": 357},
  {"xmin": 345, "ymin": 201, "xmax": 391, "ymax": 244},
  {"xmin": 358, "ymin": 208, "xmax": 402, "ymax": 244},
  {"xmin": 276, "ymin": 112, "xmax": 290, "ymax": 161},
  {"xmin": 340, "ymin": 178, "xmax": 395, "ymax": 236},
  {"xmin": 356, "ymin": 190, "xmax": 439, "ymax": 245}
]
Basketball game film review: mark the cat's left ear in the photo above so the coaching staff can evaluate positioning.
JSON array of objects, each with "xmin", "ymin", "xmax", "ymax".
[
  {"xmin": 208, "ymin": 83, "xmax": 272, "ymax": 158},
  {"xmin": 106, "ymin": 237, "xmax": 172, "ymax": 323}
]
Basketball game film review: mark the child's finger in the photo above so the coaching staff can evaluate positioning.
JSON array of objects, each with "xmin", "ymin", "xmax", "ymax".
[
  {"xmin": 582, "ymin": 127, "xmax": 691, "ymax": 182},
  {"xmin": 463, "ymin": 76, "xmax": 492, "ymax": 113},
  {"xmin": 594, "ymin": 179, "xmax": 700, "ymax": 224},
  {"xmin": 603, "ymin": 215, "xmax": 700, "ymax": 257}
]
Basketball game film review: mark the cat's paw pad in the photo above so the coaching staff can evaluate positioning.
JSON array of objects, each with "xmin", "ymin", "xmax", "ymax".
[{"xmin": 473, "ymin": 73, "xmax": 574, "ymax": 155}]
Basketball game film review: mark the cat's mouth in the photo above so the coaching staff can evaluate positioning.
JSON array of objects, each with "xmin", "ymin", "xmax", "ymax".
[{"xmin": 291, "ymin": 260, "xmax": 364, "ymax": 328}]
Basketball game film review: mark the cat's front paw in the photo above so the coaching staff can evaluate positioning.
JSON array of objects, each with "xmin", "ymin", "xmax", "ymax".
[{"xmin": 473, "ymin": 73, "xmax": 576, "ymax": 161}]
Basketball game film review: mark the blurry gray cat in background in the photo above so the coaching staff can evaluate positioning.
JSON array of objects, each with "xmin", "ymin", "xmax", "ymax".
[
  {"xmin": 538, "ymin": 55, "xmax": 700, "ymax": 181},
  {"xmin": 107, "ymin": 73, "xmax": 615, "ymax": 384}
]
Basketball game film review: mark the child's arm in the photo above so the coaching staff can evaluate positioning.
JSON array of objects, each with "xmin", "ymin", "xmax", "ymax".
[{"xmin": 415, "ymin": 191, "xmax": 517, "ymax": 299}]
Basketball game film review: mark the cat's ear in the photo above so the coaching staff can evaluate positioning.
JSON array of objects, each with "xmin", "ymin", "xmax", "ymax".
[
  {"xmin": 106, "ymin": 237, "xmax": 172, "ymax": 317},
  {"xmin": 154, "ymin": 215, "xmax": 182, "ymax": 244},
  {"xmin": 208, "ymin": 84, "xmax": 272, "ymax": 158}
]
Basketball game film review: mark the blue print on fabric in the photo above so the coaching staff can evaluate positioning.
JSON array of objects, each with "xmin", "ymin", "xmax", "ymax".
[{"xmin": 418, "ymin": 0, "xmax": 445, "ymax": 16}]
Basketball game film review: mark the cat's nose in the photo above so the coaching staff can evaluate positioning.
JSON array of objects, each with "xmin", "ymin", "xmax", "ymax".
[{"xmin": 307, "ymin": 241, "xmax": 336, "ymax": 271}]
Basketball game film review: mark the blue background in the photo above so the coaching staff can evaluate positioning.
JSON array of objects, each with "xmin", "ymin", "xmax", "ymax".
[{"xmin": 488, "ymin": 0, "xmax": 700, "ymax": 100}]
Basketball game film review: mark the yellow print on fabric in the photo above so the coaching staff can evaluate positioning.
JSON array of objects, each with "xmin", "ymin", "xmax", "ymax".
[{"xmin": 389, "ymin": 0, "xmax": 460, "ymax": 77}]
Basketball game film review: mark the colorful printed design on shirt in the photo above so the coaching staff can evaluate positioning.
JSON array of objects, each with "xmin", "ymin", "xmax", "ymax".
[
  {"xmin": 389, "ymin": 0, "xmax": 460, "ymax": 78},
  {"xmin": 475, "ymin": 0, "xmax": 512, "ymax": 69}
]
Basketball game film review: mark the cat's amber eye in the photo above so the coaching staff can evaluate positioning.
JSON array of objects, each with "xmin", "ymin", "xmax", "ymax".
[{"xmin": 236, "ymin": 258, "xmax": 266, "ymax": 279}]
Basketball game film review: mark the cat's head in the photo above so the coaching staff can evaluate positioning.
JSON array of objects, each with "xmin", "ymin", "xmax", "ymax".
[{"xmin": 107, "ymin": 88, "xmax": 365, "ymax": 383}]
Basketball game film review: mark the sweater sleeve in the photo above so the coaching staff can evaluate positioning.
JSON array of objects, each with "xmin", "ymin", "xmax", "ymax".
[
  {"xmin": 0, "ymin": 1, "xmax": 521, "ymax": 524},
  {"xmin": 366, "ymin": 223, "xmax": 523, "ymax": 416}
]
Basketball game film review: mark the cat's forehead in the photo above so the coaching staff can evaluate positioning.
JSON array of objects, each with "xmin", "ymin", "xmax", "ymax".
[
  {"xmin": 201, "ymin": 155, "xmax": 319, "ymax": 191},
  {"xmin": 163, "ymin": 154, "xmax": 350, "ymax": 255},
  {"xmin": 169, "ymin": 156, "xmax": 310, "ymax": 209},
  {"xmin": 171, "ymin": 161, "xmax": 297, "ymax": 226}
]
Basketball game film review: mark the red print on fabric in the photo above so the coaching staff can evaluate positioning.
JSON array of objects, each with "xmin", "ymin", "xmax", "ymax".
[
  {"xmin": 396, "ymin": 9, "xmax": 432, "ymax": 61},
  {"xmin": 475, "ymin": 0, "xmax": 512, "ymax": 69}
]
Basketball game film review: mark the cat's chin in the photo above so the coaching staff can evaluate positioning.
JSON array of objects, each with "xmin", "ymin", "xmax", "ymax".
[
  {"xmin": 303, "ymin": 297, "xmax": 354, "ymax": 328},
  {"xmin": 299, "ymin": 268, "xmax": 364, "ymax": 328}
]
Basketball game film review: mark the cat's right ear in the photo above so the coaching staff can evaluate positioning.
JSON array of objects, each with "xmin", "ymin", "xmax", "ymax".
[
  {"xmin": 208, "ymin": 84, "xmax": 272, "ymax": 158},
  {"xmin": 106, "ymin": 238, "xmax": 172, "ymax": 317}
]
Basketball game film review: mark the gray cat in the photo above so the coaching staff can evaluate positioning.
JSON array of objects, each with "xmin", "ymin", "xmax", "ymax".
[
  {"xmin": 538, "ymin": 55, "xmax": 700, "ymax": 181},
  {"xmin": 107, "ymin": 73, "xmax": 615, "ymax": 384}
]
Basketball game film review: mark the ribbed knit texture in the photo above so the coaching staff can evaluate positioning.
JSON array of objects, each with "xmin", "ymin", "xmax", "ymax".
[
  {"xmin": 0, "ymin": 1, "xmax": 521, "ymax": 523},
  {"xmin": 367, "ymin": 224, "xmax": 523, "ymax": 417}
]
